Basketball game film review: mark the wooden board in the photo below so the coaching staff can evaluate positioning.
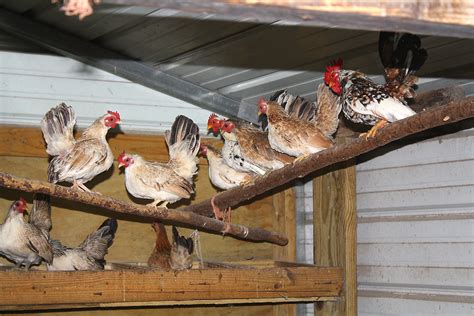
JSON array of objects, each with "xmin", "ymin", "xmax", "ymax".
[
  {"xmin": 313, "ymin": 150, "xmax": 357, "ymax": 315},
  {"xmin": 0, "ymin": 126, "xmax": 220, "ymax": 164},
  {"xmin": 272, "ymin": 187, "xmax": 297, "ymax": 316},
  {"xmin": 0, "ymin": 266, "xmax": 343, "ymax": 310}
]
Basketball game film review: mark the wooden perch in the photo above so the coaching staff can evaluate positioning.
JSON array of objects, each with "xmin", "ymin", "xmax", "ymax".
[
  {"xmin": 182, "ymin": 96, "xmax": 474, "ymax": 217},
  {"xmin": 0, "ymin": 174, "xmax": 288, "ymax": 246}
]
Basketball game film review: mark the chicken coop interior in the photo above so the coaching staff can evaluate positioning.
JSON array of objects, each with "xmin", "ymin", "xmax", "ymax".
[{"xmin": 0, "ymin": 1, "xmax": 473, "ymax": 315}]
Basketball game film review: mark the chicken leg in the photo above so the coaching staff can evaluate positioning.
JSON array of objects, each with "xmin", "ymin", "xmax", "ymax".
[
  {"xmin": 360, "ymin": 120, "xmax": 388, "ymax": 139},
  {"xmin": 210, "ymin": 196, "xmax": 232, "ymax": 235}
]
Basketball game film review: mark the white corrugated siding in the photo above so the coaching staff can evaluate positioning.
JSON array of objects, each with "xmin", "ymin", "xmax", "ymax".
[
  {"xmin": 0, "ymin": 31, "xmax": 214, "ymax": 134},
  {"xmin": 357, "ymin": 128, "xmax": 474, "ymax": 315}
]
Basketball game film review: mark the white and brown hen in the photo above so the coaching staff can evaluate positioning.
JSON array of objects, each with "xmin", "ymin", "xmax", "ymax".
[
  {"xmin": 47, "ymin": 218, "xmax": 117, "ymax": 271},
  {"xmin": 118, "ymin": 115, "xmax": 200, "ymax": 208},
  {"xmin": 200, "ymin": 144, "xmax": 254, "ymax": 190},
  {"xmin": 41, "ymin": 103, "xmax": 121, "ymax": 193},
  {"xmin": 257, "ymin": 84, "xmax": 339, "ymax": 158},
  {"xmin": 208, "ymin": 114, "xmax": 293, "ymax": 175},
  {"xmin": 0, "ymin": 195, "xmax": 53, "ymax": 269}
]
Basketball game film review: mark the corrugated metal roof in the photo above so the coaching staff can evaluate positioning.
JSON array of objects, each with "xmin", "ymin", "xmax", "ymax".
[{"xmin": 1, "ymin": 1, "xmax": 474, "ymax": 116}]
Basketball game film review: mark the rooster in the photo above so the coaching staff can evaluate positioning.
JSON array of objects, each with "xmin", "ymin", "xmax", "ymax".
[
  {"xmin": 324, "ymin": 32, "xmax": 427, "ymax": 138},
  {"xmin": 148, "ymin": 222, "xmax": 194, "ymax": 270},
  {"xmin": 257, "ymin": 95, "xmax": 335, "ymax": 158},
  {"xmin": 200, "ymin": 144, "xmax": 254, "ymax": 190},
  {"xmin": 47, "ymin": 218, "xmax": 117, "ymax": 271},
  {"xmin": 41, "ymin": 103, "xmax": 121, "ymax": 193},
  {"xmin": 0, "ymin": 196, "xmax": 53, "ymax": 269},
  {"xmin": 207, "ymin": 114, "xmax": 293, "ymax": 175},
  {"xmin": 118, "ymin": 115, "xmax": 200, "ymax": 208}
]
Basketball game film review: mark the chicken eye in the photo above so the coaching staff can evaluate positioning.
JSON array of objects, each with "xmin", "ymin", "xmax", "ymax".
[{"xmin": 14, "ymin": 202, "xmax": 19, "ymax": 207}]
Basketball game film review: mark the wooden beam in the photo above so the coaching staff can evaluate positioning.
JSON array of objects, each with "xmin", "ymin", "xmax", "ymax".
[
  {"xmin": 313, "ymin": 138, "xmax": 357, "ymax": 316},
  {"xmin": 0, "ymin": 266, "xmax": 343, "ymax": 310},
  {"xmin": 272, "ymin": 187, "xmax": 297, "ymax": 316},
  {"xmin": 100, "ymin": 0, "xmax": 474, "ymax": 39},
  {"xmin": 0, "ymin": 173, "xmax": 288, "ymax": 245},
  {"xmin": 180, "ymin": 96, "xmax": 474, "ymax": 218},
  {"xmin": 0, "ymin": 9, "xmax": 258, "ymax": 123}
]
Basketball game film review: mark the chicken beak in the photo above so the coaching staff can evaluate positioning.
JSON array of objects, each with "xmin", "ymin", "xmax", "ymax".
[
  {"xmin": 118, "ymin": 162, "xmax": 124, "ymax": 169},
  {"xmin": 257, "ymin": 110, "xmax": 262, "ymax": 116},
  {"xmin": 207, "ymin": 123, "xmax": 213, "ymax": 131}
]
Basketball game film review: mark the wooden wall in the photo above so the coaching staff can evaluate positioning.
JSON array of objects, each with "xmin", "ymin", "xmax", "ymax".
[{"xmin": 0, "ymin": 127, "xmax": 296, "ymax": 315}]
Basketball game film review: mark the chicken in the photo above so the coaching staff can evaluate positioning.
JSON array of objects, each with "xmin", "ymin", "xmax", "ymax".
[
  {"xmin": 200, "ymin": 144, "xmax": 254, "ymax": 190},
  {"xmin": 118, "ymin": 115, "xmax": 200, "ymax": 208},
  {"xmin": 324, "ymin": 32, "xmax": 427, "ymax": 138},
  {"xmin": 47, "ymin": 218, "xmax": 117, "ymax": 271},
  {"xmin": 41, "ymin": 103, "xmax": 121, "ymax": 193},
  {"xmin": 257, "ymin": 98, "xmax": 334, "ymax": 158},
  {"xmin": 170, "ymin": 226, "xmax": 194, "ymax": 270},
  {"xmin": 148, "ymin": 222, "xmax": 194, "ymax": 270},
  {"xmin": 0, "ymin": 196, "xmax": 53, "ymax": 269},
  {"xmin": 268, "ymin": 83, "xmax": 342, "ymax": 139},
  {"xmin": 148, "ymin": 221, "xmax": 172, "ymax": 269},
  {"xmin": 208, "ymin": 115, "xmax": 293, "ymax": 175}
]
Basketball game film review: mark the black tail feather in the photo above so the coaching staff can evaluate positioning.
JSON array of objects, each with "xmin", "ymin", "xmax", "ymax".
[
  {"xmin": 172, "ymin": 226, "xmax": 194, "ymax": 255},
  {"xmin": 379, "ymin": 32, "xmax": 427, "ymax": 74}
]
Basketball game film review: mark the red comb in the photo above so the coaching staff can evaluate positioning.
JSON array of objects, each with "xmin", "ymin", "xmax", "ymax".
[
  {"xmin": 107, "ymin": 110, "xmax": 121, "ymax": 121},
  {"xmin": 19, "ymin": 197, "xmax": 27, "ymax": 204},
  {"xmin": 257, "ymin": 97, "xmax": 267, "ymax": 107},
  {"xmin": 117, "ymin": 151, "xmax": 126, "ymax": 162}
]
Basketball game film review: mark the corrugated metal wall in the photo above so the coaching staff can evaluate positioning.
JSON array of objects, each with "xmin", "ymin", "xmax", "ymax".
[
  {"xmin": 0, "ymin": 31, "xmax": 213, "ymax": 134},
  {"xmin": 356, "ymin": 127, "xmax": 474, "ymax": 315}
]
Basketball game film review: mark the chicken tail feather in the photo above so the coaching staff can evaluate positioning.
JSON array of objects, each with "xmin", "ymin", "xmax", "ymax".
[
  {"xmin": 166, "ymin": 115, "xmax": 200, "ymax": 181},
  {"xmin": 41, "ymin": 103, "xmax": 76, "ymax": 157},
  {"xmin": 79, "ymin": 218, "xmax": 118, "ymax": 266},
  {"xmin": 379, "ymin": 32, "xmax": 428, "ymax": 99},
  {"xmin": 172, "ymin": 226, "xmax": 194, "ymax": 255}
]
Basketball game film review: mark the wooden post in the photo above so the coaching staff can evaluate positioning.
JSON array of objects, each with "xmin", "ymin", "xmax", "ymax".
[
  {"xmin": 313, "ymin": 136, "xmax": 357, "ymax": 316},
  {"xmin": 273, "ymin": 186, "xmax": 297, "ymax": 316}
]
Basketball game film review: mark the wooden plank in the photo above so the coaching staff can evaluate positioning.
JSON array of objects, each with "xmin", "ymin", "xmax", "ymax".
[
  {"xmin": 0, "ymin": 126, "xmax": 221, "ymax": 165},
  {"xmin": 0, "ymin": 266, "xmax": 343, "ymax": 310},
  {"xmin": 272, "ymin": 186, "xmax": 297, "ymax": 316},
  {"xmin": 313, "ymin": 137, "xmax": 357, "ymax": 315},
  {"xmin": 101, "ymin": 0, "xmax": 474, "ymax": 39}
]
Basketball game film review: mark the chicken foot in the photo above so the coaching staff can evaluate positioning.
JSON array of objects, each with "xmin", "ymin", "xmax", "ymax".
[
  {"xmin": 360, "ymin": 120, "xmax": 388, "ymax": 140},
  {"xmin": 210, "ymin": 196, "xmax": 232, "ymax": 235}
]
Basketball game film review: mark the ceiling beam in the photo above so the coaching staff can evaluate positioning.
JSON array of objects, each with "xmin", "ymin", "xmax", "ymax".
[
  {"xmin": 100, "ymin": 0, "xmax": 474, "ymax": 39},
  {"xmin": 0, "ymin": 8, "xmax": 258, "ymax": 122}
]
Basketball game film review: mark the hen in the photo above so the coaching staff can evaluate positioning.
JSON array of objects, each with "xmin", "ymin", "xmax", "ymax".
[
  {"xmin": 48, "ymin": 218, "xmax": 117, "ymax": 271},
  {"xmin": 148, "ymin": 221, "xmax": 172, "ymax": 269},
  {"xmin": 200, "ymin": 144, "xmax": 254, "ymax": 190},
  {"xmin": 41, "ymin": 103, "xmax": 121, "ymax": 193},
  {"xmin": 118, "ymin": 115, "xmax": 200, "ymax": 208},
  {"xmin": 208, "ymin": 114, "xmax": 293, "ymax": 175},
  {"xmin": 148, "ymin": 222, "xmax": 194, "ymax": 270},
  {"xmin": 268, "ymin": 83, "xmax": 342, "ymax": 139},
  {"xmin": 0, "ymin": 196, "xmax": 53, "ymax": 269},
  {"xmin": 257, "ymin": 96, "xmax": 334, "ymax": 158},
  {"xmin": 324, "ymin": 32, "xmax": 427, "ymax": 138}
]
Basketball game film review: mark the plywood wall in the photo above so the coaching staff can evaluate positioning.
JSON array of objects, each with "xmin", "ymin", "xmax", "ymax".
[{"xmin": 0, "ymin": 128, "xmax": 294, "ymax": 315}]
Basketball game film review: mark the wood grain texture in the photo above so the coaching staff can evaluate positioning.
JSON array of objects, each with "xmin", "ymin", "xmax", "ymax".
[
  {"xmin": 313, "ymin": 137, "xmax": 357, "ymax": 316},
  {"xmin": 101, "ymin": 0, "xmax": 474, "ymax": 38},
  {"xmin": 272, "ymin": 187, "xmax": 297, "ymax": 316},
  {"xmin": 0, "ymin": 266, "xmax": 343, "ymax": 310},
  {"xmin": 0, "ymin": 126, "xmax": 220, "ymax": 164}
]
